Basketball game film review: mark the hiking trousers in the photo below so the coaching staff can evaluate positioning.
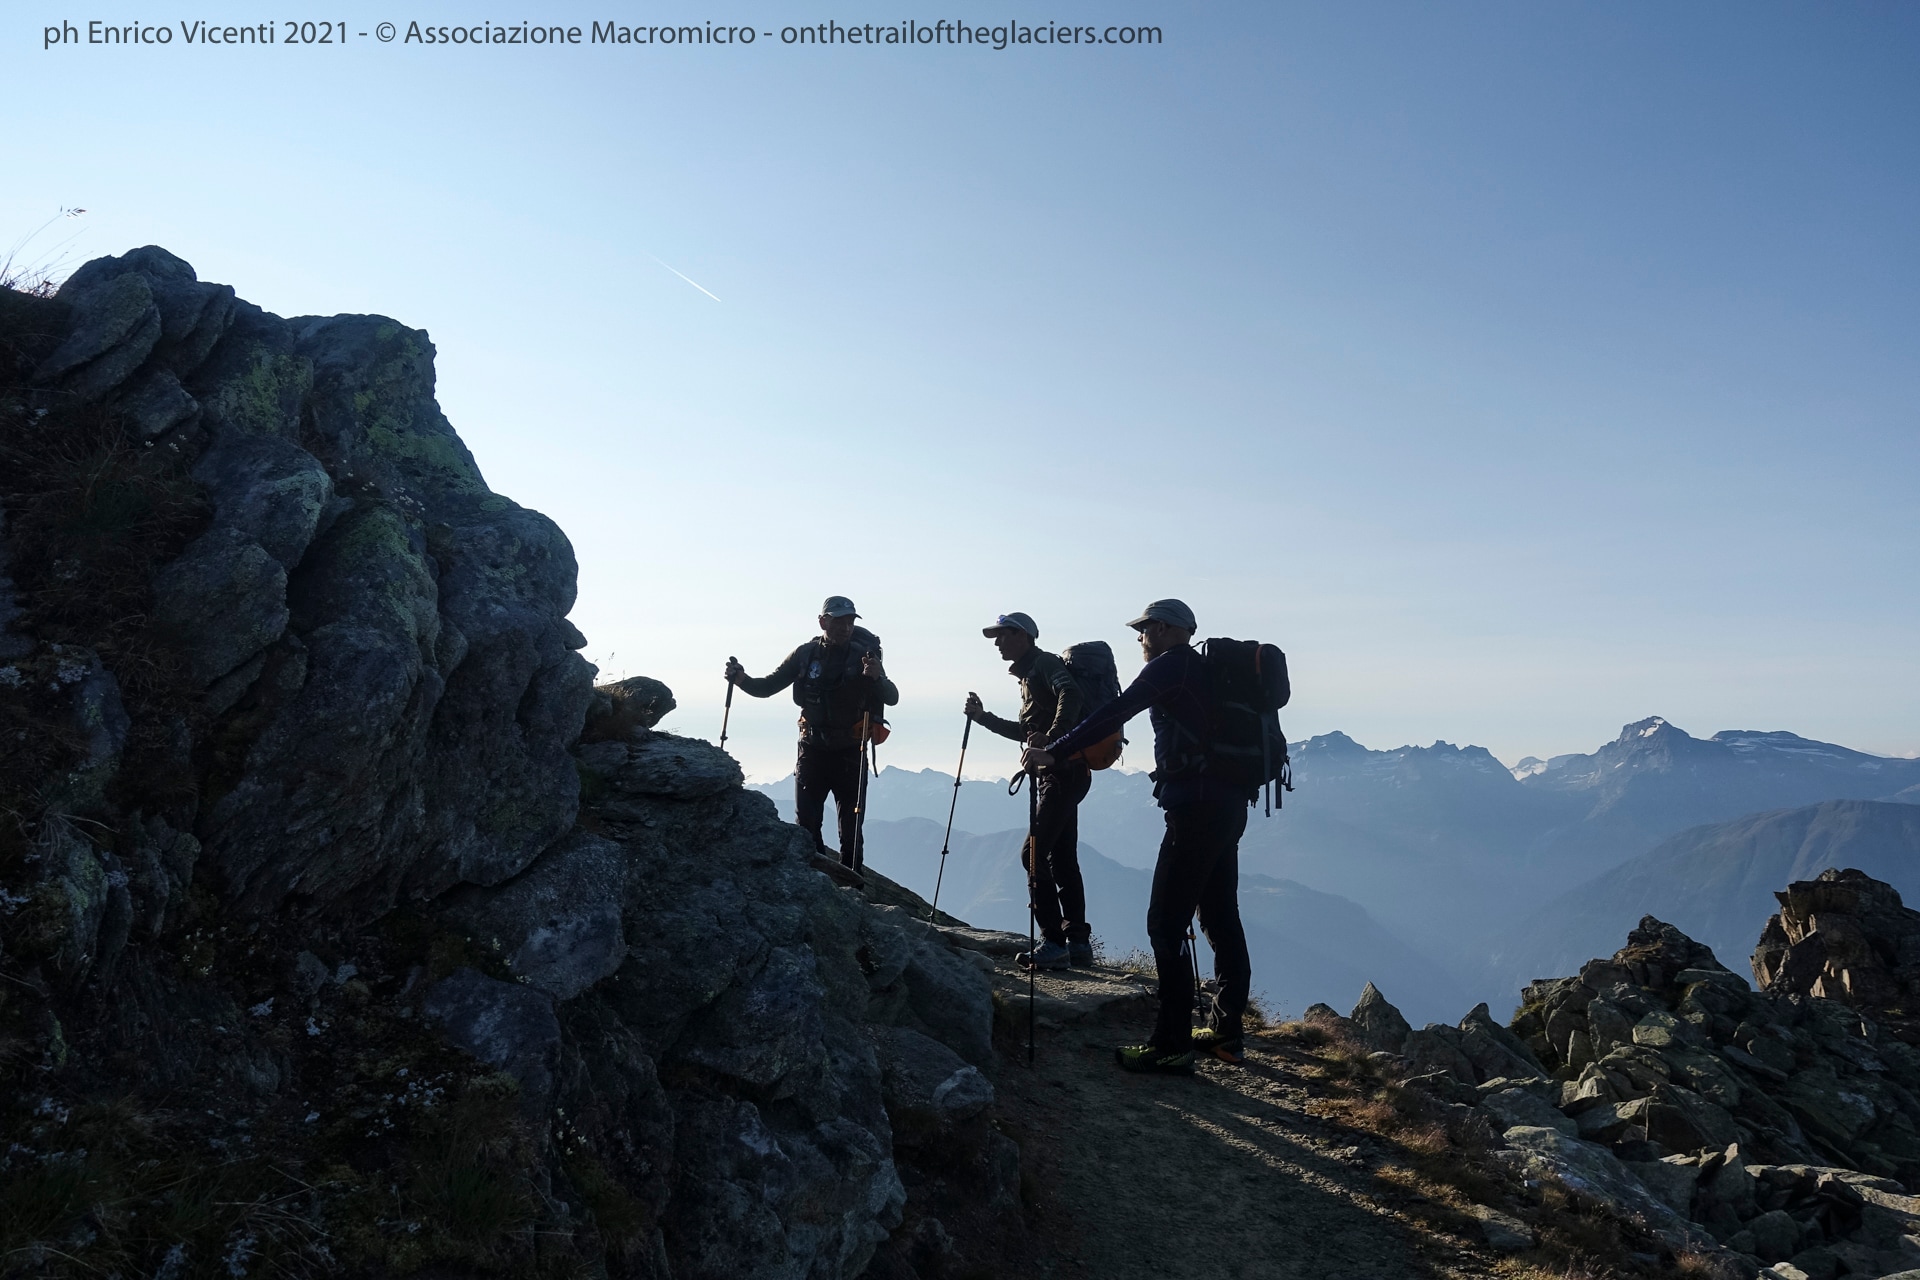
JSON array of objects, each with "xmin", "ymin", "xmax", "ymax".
[
  {"xmin": 795, "ymin": 742, "xmax": 863, "ymax": 868},
  {"xmin": 1145, "ymin": 793, "xmax": 1251, "ymax": 1051},
  {"xmin": 1022, "ymin": 763, "xmax": 1093, "ymax": 946}
]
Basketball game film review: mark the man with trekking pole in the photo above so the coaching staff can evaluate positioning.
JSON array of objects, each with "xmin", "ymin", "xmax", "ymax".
[
  {"xmin": 1024, "ymin": 599, "xmax": 1286, "ymax": 1075},
  {"xmin": 966, "ymin": 611, "xmax": 1096, "ymax": 971},
  {"xmin": 726, "ymin": 596, "xmax": 897, "ymax": 871}
]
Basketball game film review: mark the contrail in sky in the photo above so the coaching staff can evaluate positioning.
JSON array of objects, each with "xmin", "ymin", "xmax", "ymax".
[{"xmin": 647, "ymin": 253, "xmax": 721, "ymax": 303}]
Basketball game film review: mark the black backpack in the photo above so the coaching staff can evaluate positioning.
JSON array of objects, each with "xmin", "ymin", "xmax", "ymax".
[
  {"xmin": 1059, "ymin": 641, "xmax": 1125, "ymax": 768},
  {"xmin": 796, "ymin": 626, "xmax": 889, "ymax": 741},
  {"xmin": 1199, "ymin": 637, "xmax": 1292, "ymax": 813}
]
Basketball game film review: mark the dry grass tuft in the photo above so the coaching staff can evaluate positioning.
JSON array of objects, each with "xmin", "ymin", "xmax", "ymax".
[
  {"xmin": 1268, "ymin": 1019, "xmax": 1332, "ymax": 1048},
  {"xmin": 1090, "ymin": 938, "xmax": 1154, "ymax": 974}
]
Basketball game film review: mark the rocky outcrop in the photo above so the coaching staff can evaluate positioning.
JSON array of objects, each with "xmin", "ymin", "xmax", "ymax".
[
  {"xmin": 1353, "ymin": 896, "xmax": 1920, "ymax": 1277},
  {"xmin": 0, "ymin": 253, "xmax": 1014, "ymax": 1280},
  {"xmin": 7, "ymin": 245, "xmax": 597, "ymax": 926},
  {"xmin": 1754, "ymin": 868, "xmax": 1920, "ymax": 1023}
]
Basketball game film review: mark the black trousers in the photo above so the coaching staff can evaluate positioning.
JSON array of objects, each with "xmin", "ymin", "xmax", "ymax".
[
  {"xmin": 1145, "ymin": 793, "xmax": 1251, "ymax": 1051},
  {"xmin": 1023, "ymin": 763, "xmax": 1092, "ymax": 945},
  {"xmin": 795, "ymin": 743, "xmax": 863, "ymax": 868}
]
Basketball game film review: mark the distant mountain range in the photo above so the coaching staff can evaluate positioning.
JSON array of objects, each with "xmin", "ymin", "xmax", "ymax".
[
  {"xmin": 751, "ymin": 717, "xmax": 1920, "ymax": 1021},
  {"xmin": 856, "ymin": 817, "xmax": 1474, "ymax": 1023},
  {"xmin": 1489, "ymin": 799, "xmax": 1920, "ymax": 995}
]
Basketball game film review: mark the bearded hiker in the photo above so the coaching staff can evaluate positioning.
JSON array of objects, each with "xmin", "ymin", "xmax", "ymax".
[
  {"xmin": 965, "ymin": 611, "xmax": 1092, "ymax": 971},
  {"xmin": 727, "ymin": 596, "xmax": 897, "ymax": 870},
  {"xmin": 1023, "ymin": 599, "xmax": 1256, "ymax": 1075}
]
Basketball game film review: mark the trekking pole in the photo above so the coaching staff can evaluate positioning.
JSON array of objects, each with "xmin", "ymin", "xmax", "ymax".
[
  {"xmin": 1029, "ymin": 899, "xmax": 1037, "ymax": 1068},
  {"xmin": 850, "ymin": 712, "xmax": 872, "ymax": 872},
  {"xmin": 1189, "ymin": 920, "xmax": 1207, "ymax": 1026},
  {"xmin": 1026, "ymin": 767, "xmax": 1038, "ymax": 1068},
  {"xmin": 719, "ymin": 663, "xmax": 736, "ymax": 753},
  {"xmin": 929, "ymin": 713, "xmax": 972, "ymax": 921}
]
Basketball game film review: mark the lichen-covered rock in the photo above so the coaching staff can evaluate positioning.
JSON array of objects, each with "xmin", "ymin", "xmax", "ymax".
[
  {"xmin": 1625, "ymin": 1156, "xmax": 1701, "ymax": 1216},
  {"xmin": 437, "ymin": 830, "xmax": 629, "ymax": 1000},
  {"xmin": 422, "ymin": 965, "xmax": 562, "ymax": 1117},
  {"xmin": 14, "ymin": 247, "xmax": 598, "ymax": 919},
  {"xmin": 1, "ymin": 250, "xmax": 1004, "ymax": 1280},
  {"xmin": 152, "ymin": 525, "xmax": 288, "ymax": 683},
  {"xmin": 540, "ymin": 769, "xmax": 993, "ymax": 1277},
  {"xmin": 1497, "ymin": 1125, "xmax": 1718, "ymax": 1253},
  {"xmin": 189, "ymin": 428, "xmax": 334, "ymax": 568},
  {"xmin": 35, "ymin": 270, "xmax": 162, "ymax": 397},
  {"xmin": 605, "ymin": 730, "xmax": 745, "ymax": 800},
  {"xmin": 117, "ymin": 366, "xmax": 200, "ymax": 439},
  {"xmin": 877, "ymin": 1026, "xmax": 996, "ymax": 1129},
  {"xmin": 1483, "ymin": 1086, "xmax": 1575, "ymax": 1137},
  {"xmin": 875, "ymin": 906, "xmax": 996, "ymax": 1067}
]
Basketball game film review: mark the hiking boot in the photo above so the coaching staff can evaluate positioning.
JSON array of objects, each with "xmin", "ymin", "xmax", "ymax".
[
  {"xmin": 1193, "ymin": 1027, "xmax": 1244, "ymax": 1064},
  {"xmin": 1068, "ymin": 939, "xmax": 1095, "ymax": 968},
  {"xmin": 1115, "ymin": 1043, "xmax": 1195, "ymax": 1075},
  {"xmin": 1017, "ymin": 940, "xmax": 1070, "ymax": 971}
]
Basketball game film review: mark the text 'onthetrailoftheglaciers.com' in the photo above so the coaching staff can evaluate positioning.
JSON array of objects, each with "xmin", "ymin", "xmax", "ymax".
[{"xmin": 44, "ymin": 19, "xmax": 1165, "ymax": 51}]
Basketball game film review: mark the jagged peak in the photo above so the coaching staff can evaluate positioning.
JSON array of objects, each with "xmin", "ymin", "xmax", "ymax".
[
  {"xmin": 1298, "ymin": 730, "xmax": 1368, "ymax": 754},
  {"xmin": 1616, "ymin": 715, "xmax": 1690, "ymax": 744}
]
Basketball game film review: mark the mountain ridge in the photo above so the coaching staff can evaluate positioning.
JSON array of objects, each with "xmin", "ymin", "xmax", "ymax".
[
  {"xmin": 757, "ymin": 718, "xmax": 1920, "ymax": 1018},
  {"xmin": 1491, "ymin": 799, "xmax": 1920, "ymax": 1001}
]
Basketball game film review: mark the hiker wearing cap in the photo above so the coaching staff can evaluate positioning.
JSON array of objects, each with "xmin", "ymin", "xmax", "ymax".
[
  {"xmin": 965, "ymin": 612, "xmax": 1092, "ymax": 971},
  {"xmin": 1023, "ymin": 599, "xmax": 1255, "ymax": 1074},
  {"xmin": 726, "ymin": 596, "xmax": 898, "ymax": 869}
]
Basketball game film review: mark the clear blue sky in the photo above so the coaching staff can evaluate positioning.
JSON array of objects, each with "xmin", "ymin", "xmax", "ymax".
[{"xmin": 6, "ymin": 2, "xmax": 1915, "ymax": 781}]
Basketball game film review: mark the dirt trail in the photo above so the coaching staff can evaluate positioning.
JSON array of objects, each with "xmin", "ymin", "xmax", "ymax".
[{"xmin": 975, "ymin": 954, "xmax": 1507, "ymax": 1280}]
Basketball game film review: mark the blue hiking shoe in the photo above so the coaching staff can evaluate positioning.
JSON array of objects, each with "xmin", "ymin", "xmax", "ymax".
[{"xmin": 1017, "ymin": 940, "xmax": 1071, "ymax": 971}]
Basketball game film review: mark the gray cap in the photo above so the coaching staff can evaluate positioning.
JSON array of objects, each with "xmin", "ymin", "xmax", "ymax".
[
  {"xmin": 820, "ymin": 595, "xmax": 860, "ymax": 618},
  {"xmin": 982, "ymin": 611, "xmax": 1039, "ymax": 640},
  {"xmin": 1127, "ymin": 598, "xmax": 1196, "ymax": 631}
]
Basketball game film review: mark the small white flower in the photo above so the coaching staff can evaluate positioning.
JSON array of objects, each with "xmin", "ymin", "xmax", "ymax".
[{"xmin": 248, "ymin": 999, "xmax": 274, "ymax": 1017}]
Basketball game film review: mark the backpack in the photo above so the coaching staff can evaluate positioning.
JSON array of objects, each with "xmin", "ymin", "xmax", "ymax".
[
  {"xmin": 1198, "ymin": 637, "xmax": 1292, "ymax": 813},
  {"xmin": 1059, "ymin": 641, "xmax": 1125, "ymax": 769},
  {"xmin": 796, "ymin": 626, "xmax": 891, "ymax": 744}
]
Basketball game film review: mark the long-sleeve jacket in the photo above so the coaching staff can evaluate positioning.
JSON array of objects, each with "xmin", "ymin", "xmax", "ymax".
[
  {"xmin": 736, "ymin": 633, "xmax": 900, "ymax": 750},
  {"xmin": 973, "ymin": 647, "xmax": 1081, "ymax": 746},
  {"xmin": 1042, "ymin": 643, "xmax": 1248, "ymax": 808}
]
